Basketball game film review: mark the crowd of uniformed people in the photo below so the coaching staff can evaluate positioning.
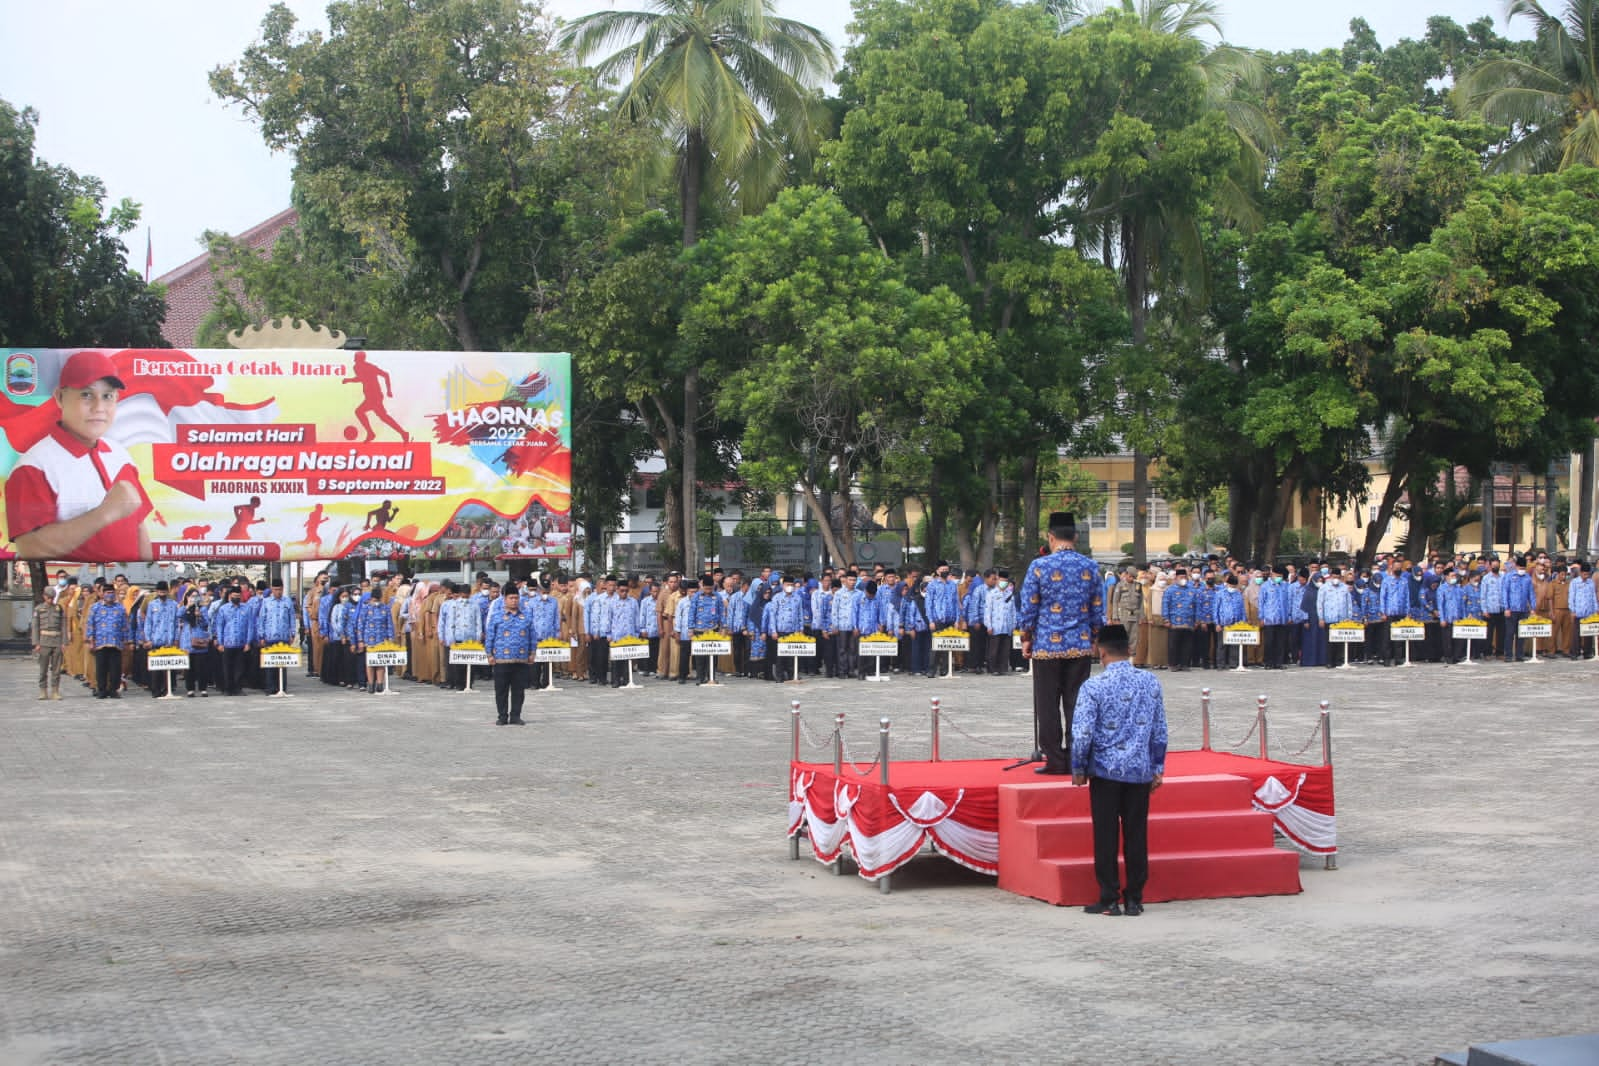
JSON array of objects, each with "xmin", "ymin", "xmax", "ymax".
[{"xmin": 30, "ymin": 546, "xmax": 1592, "ymax": 721}]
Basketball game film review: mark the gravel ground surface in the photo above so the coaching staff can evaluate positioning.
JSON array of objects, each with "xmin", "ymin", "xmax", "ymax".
[{"xmin": 2, "ymin": 654, "xmax": 1596, "ymax": 1065}]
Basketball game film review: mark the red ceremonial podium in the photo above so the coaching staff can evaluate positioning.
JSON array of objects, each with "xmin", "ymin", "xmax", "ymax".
[{"xmin": 789, "ymin": 750, "xmax": 1334, "ymax": 906}]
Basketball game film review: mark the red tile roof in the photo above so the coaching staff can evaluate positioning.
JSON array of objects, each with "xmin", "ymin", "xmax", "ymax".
[{"xmin": 155, "ymin": 208, "xmax": 299, "ymax": 349}]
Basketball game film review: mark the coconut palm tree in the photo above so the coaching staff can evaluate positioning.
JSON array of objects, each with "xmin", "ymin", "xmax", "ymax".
[
  {"xmin": 1058, "ymin": 0, "xmax": 1268, "ymax": 564},
  {"xmin": 1455, "ymin": 0, "xmax": 1599, "ymax": 172},
  {"xmin": 559, "ymin": 0, "xmax": 835, "ymax": 572}
]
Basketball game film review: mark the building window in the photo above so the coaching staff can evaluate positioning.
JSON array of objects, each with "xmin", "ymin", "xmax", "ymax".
[
  {"xmin": 1369, "ymin": 505, "xmax": 1381, "ymax": 524},
  {"xmin": 1116, "ymin": 483, "xmax": 1172, "ymax": 530},
  {"xmin": 1086, "ymin": 482, "xmax": 1109, "ymax": 529},
  {"xmin": 643, "ymin": 484, "xmax": 666, "ymax": 511}
]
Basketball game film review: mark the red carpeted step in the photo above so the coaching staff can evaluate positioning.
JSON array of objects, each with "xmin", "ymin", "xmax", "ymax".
[
  {"xmin": 996, "ymin": 773, "xmax": 1304, "ymax": 906},
  {"xmin": 1001, "ymin": 847, "xmax": 1303, "ymax": 907},
  {"xmin": 1002, "ymin": 773, "xmax": 1259, "ymax": 821},
  {"xmin": 1014, "ymin": 808, "xmax": 1281, "ymax": 856}
]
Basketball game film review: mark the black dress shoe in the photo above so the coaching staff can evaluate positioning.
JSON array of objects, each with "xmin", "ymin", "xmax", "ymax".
[
  {"xmin": 1083, "ymin": 901, "xmax": 1122, "ymax": 916},
  {"xmin": 508, "ymin": 718, "xmax": 526, "ymax": 725},
  {"xmin": 495, "ymin": 719, "xmax": 508, "ymax": 726},
  {"xmin": 1034, "ymin": 766, "xmax": 1070, "ymax": 775},
  {"xmin": 1123, "ymin": 900, "xmax": 1144, "ymax": 916}
]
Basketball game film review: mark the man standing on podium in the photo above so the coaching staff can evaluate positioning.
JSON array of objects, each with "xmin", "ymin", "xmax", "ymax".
[{"xmin": 1018, "ymin": 512, "xmax": 1105, "ymax": 775}]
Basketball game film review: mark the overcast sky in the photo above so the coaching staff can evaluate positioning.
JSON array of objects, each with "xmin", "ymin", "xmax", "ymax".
[{"xmin": 0, "ymin": 0, "xmax": 1521, "ymax": 279}]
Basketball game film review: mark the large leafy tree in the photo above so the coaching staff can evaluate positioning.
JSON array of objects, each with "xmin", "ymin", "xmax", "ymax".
[
  {"xmin": 560, "ymin": 0, "xmax": 836, "ymax": 574},
  {"xmin": 0, "ymin": 100, "xmax": 166, "ymax": 349},
  {"xmin": 1456, "ymin": 0, "xmax": 1599, "ymax": 171},
  {"xmin": 212, "ymin": 0, "xmax": 631, "ymax": 353},
  {"xmin": 685, "ymin": 186, "xmax": 988, "ymax": 564},
  {"xmin": 827, "ymin": 0, "xmax": 1127, "ymax": 569}
]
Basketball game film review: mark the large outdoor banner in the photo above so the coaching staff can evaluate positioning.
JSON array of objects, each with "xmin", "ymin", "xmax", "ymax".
[{"xmin": 0, "ymin": 348, "xmax": 571, "ymax": 564}]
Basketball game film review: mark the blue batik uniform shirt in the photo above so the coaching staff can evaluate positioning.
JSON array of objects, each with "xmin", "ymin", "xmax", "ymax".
[
  {"xmin": 983, "ymin": 584, "xmax": 1017, "ymax": 635},
  {"xmin": 924, "ymin": 578, "xmax": 959, "ymax": 628},
  {"xmin": 1162, "ymin": 582, "xmax": 1198, "ymax": 628},
  {"xmin": 214, "ymin": 602, "xmax": 254, "ymax": 649},
  {"xmin": 689, "ymin": 590, "xmax": 723, "ymax": 633},
  {"xmin": 485, "ymin": 606, "xmax": 533, "ymax": 660},
  {"xmin": 140, "ymin": 596, "xmax": 181, "ymax": 647},
  {"xmin": 1070, "ymin": 660, "xmax": 1168, "ymax": 784},
  {"xmin": 358, "ymin": 595, "xmax": 394, "ymax": 646},
  {"xmin": 87, "ymin": 600, "xmax": 130, "ymax": 647},
  {"xmin": 767, "ymin": 590, "xmax": 806, "ymax": 636},
  {"xmin": 1017, "ymin": 547, "xmax": 1104, "ymax": 659},
  {"xmin": 257, "ymin": 594, "xmax": 298, "ymax": 645}
]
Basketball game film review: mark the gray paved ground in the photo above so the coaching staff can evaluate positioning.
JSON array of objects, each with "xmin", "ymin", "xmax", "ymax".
[{"xmin": 1, "ymin": 653, "xmax": 1596, "ymax": 1065}]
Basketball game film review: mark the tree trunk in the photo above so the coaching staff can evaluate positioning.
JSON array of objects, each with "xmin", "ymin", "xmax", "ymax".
[
  {"xmin": 836, "ymin": 452, "xmax": 857, "ymax": 565},
  {"xmin": 1361, "ymin": 465, "xmax": 1410, "ymax": 565},
  {"xmin": 1020, "ymin": 453, "xmax": 1041, "ymax": 562},
  {"xmin": 682, "ymin": 368, "xmax": 699, "ymax": 576},
  {"xmin": 1263, "ymin": 475, "xmax": 1297, "ymax": 563},
  {"xmin": 1508, "ymin": 464, "xmax": 1520, "ymax": 557},
  {"xmin": 28, "ymin": 561, "xmax": 45, "ymax": 605},
  {"xmin": 1577, "ymin": 443, "xmax": 1594, "ymax": 555},
  {"xmin": 1546, "ymin": 468, "xmax": 1559, "ymax": 552},
  {"xmin": 1124, "ymin": 217, "xmax": 1151, "ymax": 567},
  {"xmin": 1482, "ymin": 472, "xmax": 1496, "ymax": 555},
  {"xmin": 977, "ymin": 457, "xmax": 1000, "ymax": 569},
  {"xmin": 952, "ymin": 509, "xmax": 977, "ymax": 573},
  {"xmin": 799, "ymin": 482, "xmax": 848, "ymax": 568},
  {"xmin": 679, "ymin": 129, "xmax": 705, "ymax": 577},
  {"xmin": 926, "ymin": 469, "xmax": 946, "ymax": 567}
]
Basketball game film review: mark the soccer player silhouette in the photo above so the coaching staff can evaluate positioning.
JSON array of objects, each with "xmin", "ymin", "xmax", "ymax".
[{"xmin": 341, "ymin": 352, "xmax": 410, "ymax": 443}]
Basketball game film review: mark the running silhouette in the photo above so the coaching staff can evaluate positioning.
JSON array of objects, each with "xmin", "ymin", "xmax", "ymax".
[
  {"xmin": 341, "ymin": 352, "xmax": 410, "ymax": 443},
  {"xmin": 226, "ymin": 497, "xmax": 265, "ymax": 541},
  {"xmin": 300, "ymin": 503, "xmax": 327, "ymax": 550},
  {"xmin": 365, "ymin": 500, "xmax": 399, "ymax": 532}
]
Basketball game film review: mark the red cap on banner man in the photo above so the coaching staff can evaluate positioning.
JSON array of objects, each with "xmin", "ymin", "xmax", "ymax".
[{"xmin": 57, "ymin": 352, "xmax": 126, "ymax": 391}]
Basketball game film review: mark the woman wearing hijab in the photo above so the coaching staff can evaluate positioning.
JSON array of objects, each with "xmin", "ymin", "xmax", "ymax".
[
  {"xmin": 748, "ymin": 583, "xmax": 773, "ymax": 681},
  {"xmin": 179, "ymin": 589, "xmax": 213, "ymax": 697},
  {"xmin": 1147, "ymin": 571, "xmax": 1170, "ymax": 669}
]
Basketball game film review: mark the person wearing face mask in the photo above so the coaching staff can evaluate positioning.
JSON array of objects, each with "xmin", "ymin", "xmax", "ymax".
[
  {"xmin": 1478, "ymin": 558, "xmax": 1506, "ymax": 658},
  {"xmin": 1162, "ymin": 568, "xmax": 1197, "ymax": 672},
  {"xmin": 1212, "ymin": 573, "xmax": 1247, "ymax": 668},
  {"xmin": 138, "ymin": 581, "xmax": 181, "ymax": 698},
  {"xmin": 1568, "ymin": 563, "xmax": 1597, "ymax": 658},
  {"xmin": 324, "ymin": 588, "xmax": 351, "ymax": 688},
  {"xmin": 1259, "ymin": 565, "xmax": 1291, "ymax": 669},
  {"xmin": 766, "ymin": 575, "xmax": 808, "ymax": 682},
  {"xmin": 86, "ymin": 587, "xmax": 132, "ymax": 699},
  {"xmin": 1146, "ymin": 569, "xmax": 1169, "ymax": 669},
  {"xmin": 1438, "ymin": 570, "xmax": 1467, "ymax": 664},
  {"xmin": 1194, "ymin": 572, "xmax": 1219, "ymax": 669},
  {"xmin": 1315, "ymin": 567, "xmax": 1353, "ymax": 668},
  {"xmin": 983, "ymin": 569, "xmax": 1018, "ymax": 675},
  {"xmin": 1503, "ymin": 556, "xmax": 1535, "ymax": 663},
  {"xmin": 1111, "ymin": 565, "xmax": 1144, "ymax": 662},
  {"xmin": 1298, "ymin": 569, "xmax": 1325, "ymax": 667},
  {"xmin": 212, "ymin": 587, "xmax": 254, "ymax": 696},
  {"xmin": 1549, "ymin": 561, "xmax": 1573, "ymax": 658}
]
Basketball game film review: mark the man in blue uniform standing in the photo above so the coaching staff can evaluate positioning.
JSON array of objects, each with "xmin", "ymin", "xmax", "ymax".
[
  {"xmin": 138, "ymin": 581, "xmax": 181, "ymax": 698},
  {"xmin": 87, "ymin": 586, "xmax": 132, "ymax": 699},
  {"xmin": 1071, "ymin": 623, "xmax": 1167, "ymax": 916},
  {"xmin": 767, "ymin": 574, "xmax": 807, "ymax": 682},
  {"xmin": 256, "ymin": 579, "xmax": 300, "ymax": 695},
  {"xmin": 1018, "ymin": 512, "xmax": 1104, "ymax": 775},
  {"xmin": 485, "ymin": 582, "xmax": 534, "ymax": 725}
]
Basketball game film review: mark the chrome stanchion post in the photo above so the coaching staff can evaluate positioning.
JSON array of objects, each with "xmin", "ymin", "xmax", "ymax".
[
  {"xmin": 1320, "ymin": 699, "xmax": 1337, "ymax": 870},
  {"xmin": 1256, "ymin": 694, "xmax": 1269, "ymax": 761},
  {"xmin": 879, "ymin": 717, "xmax": 891, "ymax": 787},
  {"xmin": 878, "ymin": 716, "xmax": 893, "ymax": 894},
  {"xmin": 1201, "ymin": 688, "xmax": 1212, "ymax": 751},
  {"xmin": 791, "ymin": 700, "xmax": 802, "ymax": 763},
  {"xmin": 1319, "ymin": 700, "xmax": 1332, "ymax": 765},
  {"xmin": 930, "ymin": 697, "xmax": 941, "ymax": 763},
  {"xmin": 832, "ymin": 711, "xmax": 847, "ymax": 876}
]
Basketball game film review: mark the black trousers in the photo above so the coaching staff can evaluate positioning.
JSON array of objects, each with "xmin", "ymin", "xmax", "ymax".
[
  {"xmin": 1368, "ymin": 621, "xmax": 1389, "ymax": 664},
  {"xmin": 836, "ymin": 632, "xmax": 857, "ymax": 679},
  {"xmin": 1090, "ymin": 777, "xmax": 1152, "ymax": 905},
  {"xmin": 1485, "ymin": 615, "xmax": 1505, "ymax": 657},
  {"xmin": 965, "ymin": 625, "xmax": 988, "ymax": 671},
  {"xmin": 987, "ymin": 632, "xmax": 1012, "ymax": 674},
  {"xmin": 677, "ymin": 639, "xmax": 693, "ymax": 680},
  {"xmin": 94, "ymin": 646, "xmax": 122, "ymax": 696},
  {"xmin": 220, "ymin": 646, "xmax": 246, "ymax": 694},
  {"xmin": 1033, "ymin": 657, "xmax": 1093, "ymax": 772},
  {"xmin": 588, "ymin": 637, "xmax": 609, "ymax": 683},
  {"xmin": 774, "ymin": 648, "xmax": 796, "ymax": 682},
  {"xmin": 531, "ymin": 661, "xmax": 551, "ymax": 690},
  {"xmin": 186, "ymin": 649, "xmax": 213, "ymax": 693},
  {"xmin": 1263, "ymin": 625, "xmax": 1287, "ymax": 668},
  {"xmin": 492, "ymin": 662, "xmax": 528, "ymax": 722},
  {"xmin": 1505, "ymin": 612, "xmax": 1528, "ymax": 660},
  {"xmin": 1167, "ymin": 627, "xmax": 1192, "ymax": 671},
  {"xmin": 819, "ymin": 633, "xmax": 836, "ymax": 676},
  {"xmin": 646, "ymin": 636, "xmax": 659, "ymax": 673},
  {"xmin": 732, "ymin": 633, "xmax": 750, "ymax": 677}
]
